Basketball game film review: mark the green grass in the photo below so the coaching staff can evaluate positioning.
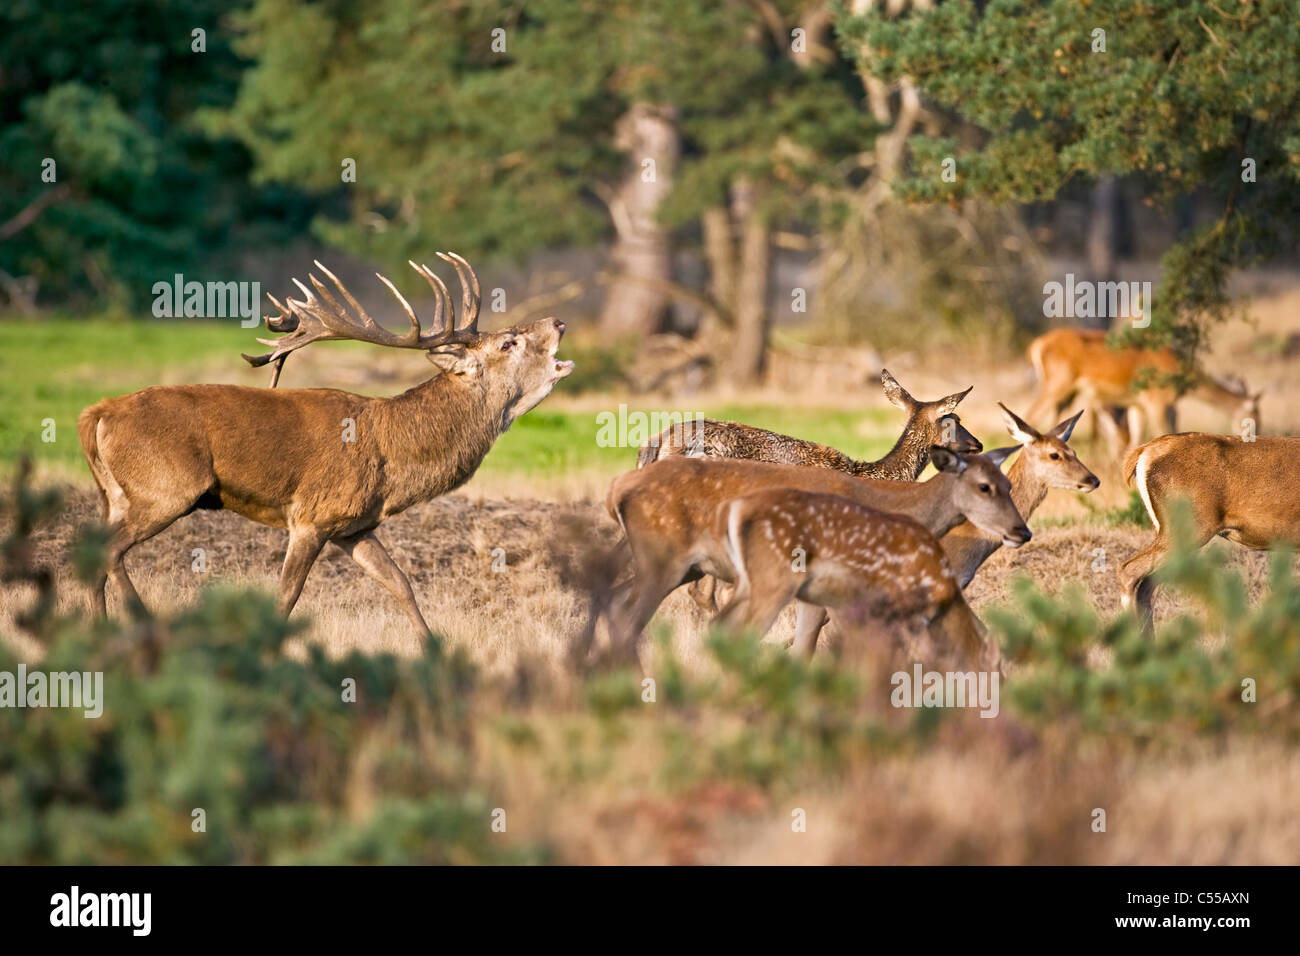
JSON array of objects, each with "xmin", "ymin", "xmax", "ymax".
[{"xmin": 1, "ymin": 317, "xmax": 897, "ymax": 481}]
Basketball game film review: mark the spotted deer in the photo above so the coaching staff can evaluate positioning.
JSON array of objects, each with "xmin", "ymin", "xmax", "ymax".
[
  {"xmin": 638, "ymin": 369, "xmax": 981, "ymax": 612},
  {"xmin": 716, "ymin": 489, "xmax": 996, "ymax": 669},
  {"xmin": 942, "ymin": 403, "xmax": 1099, "ymax": 587},
  {"xmin": 1118, "ymin": 433, "xmax": 1300, "ymax": 632},
  {"xmin": 637, "ymin": 368, "xmax": 981, "ymax": 474},
  {"xmin": 604, "ymin": 447, "xmax": 1028, "ymax": 657},
  {"xmin": 78, "ymin": 253, "xmax": 573, "ymax": 635},
  {"xmin": 1025, "ymin": 327, "xmax": 1261, "ymax": 457}
]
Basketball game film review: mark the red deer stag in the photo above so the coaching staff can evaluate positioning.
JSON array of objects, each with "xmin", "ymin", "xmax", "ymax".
[
  {"xmin": 78, "ymin": 253, "xmax": 573, "ymax": 636},
  {"xmin": 604, "ymin": 447, "xmax": 1029, "ymax": 658},
  {"xmin": 942, "ymin": 403, "xmax": 1099, "ymax": 587},
  {"xmin": 716, "ymin": 489, "xmax": 997, "ymax": 669},
  {"xmin": 1118, "ymin": 433, "xmax": 1300, "ymax": 632}
]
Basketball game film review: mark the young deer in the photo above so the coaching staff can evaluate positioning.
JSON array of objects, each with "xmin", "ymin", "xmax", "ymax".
[
  {"xmin": 1118, "ymin": 433, "xmax": 1300, "ymax": 632},
  {"xmin": 1025, "ymin": 327, "xmax": 1261, "ymax": 457},
  {"xmin": 605, "ymin": 447, "xmax": 1029, "ymax": 655},
  {"xmin": 79, "ymin": 253, "xmax": 573, "ymax": 635},
  {"xmin": 637, "ymin": 369, "xmax": 980, "ymax": 475},
  {"xmin": 942, "ymin": 403, "xmax": 1099, "ymax": 587},
  {"xmin": 715, "ymin": 489, "xmax": 996, "ymax": 669},
  {"xmin": 638, "ymin": 369, "xmax": 981, "ymax": 612}
]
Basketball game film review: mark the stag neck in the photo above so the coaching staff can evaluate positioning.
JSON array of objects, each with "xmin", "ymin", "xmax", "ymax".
[{"xmin": 371, "ymin": 373, "xmax": 510, "ymax": 510}]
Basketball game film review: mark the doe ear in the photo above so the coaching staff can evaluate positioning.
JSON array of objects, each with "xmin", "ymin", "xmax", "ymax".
[
  {"xmin": 881, "ymin": 368, "xmax": 915, "ymax": 410},
  {"xmin": 938, "ymin": 384, "xmax": 975, "ymax": 414},
  {"xmin": 998, "ymin": 401, "xmax": 1040, "ymax": 444},
  {"xmin": 427, "ymin": 343, "xmax": 479, "ymax": 377},
  {"xmin": 982, "ymin": 444, "xmax": 1022, "ymax": 469},
  {"xmin": 929, "ymin": 445, "xmax": 966, "ymax": 474},
  {"xmin": 1048, "ymin": 407, "xmax": 1085, "ymax": 442}
]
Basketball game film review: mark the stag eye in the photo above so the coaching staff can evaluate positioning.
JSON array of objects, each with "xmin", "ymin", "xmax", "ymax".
[{"xmin": 500, "ymin": 339, "xmax": 514, "ymax": 351}]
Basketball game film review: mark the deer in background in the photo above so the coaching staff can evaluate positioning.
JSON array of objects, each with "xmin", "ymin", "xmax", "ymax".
[
  {"xmin": 78, "ymin": 253, "xmax": 573, "ymax": 635},
  {"xmin": 942, "ymin": 403, "xmax": 1099, "ymax": 587},
  {"xmin": 1118, "ymin": 433, "xmax": 1300, "ymax": 632},
  {"xmin": 604, "ymin": 447, "xmax": 1028, "ymax": 658},
  {"xmin": 1024, "ymin": 328, "xmax": 1261, "ymax": 458},
  {"xmin": 716, "ymin": 489, "xmax": 997, "ymax": 669},
  {"xmin": 637, "ymin": 369, "xmax": 981, "ymax": 612}
]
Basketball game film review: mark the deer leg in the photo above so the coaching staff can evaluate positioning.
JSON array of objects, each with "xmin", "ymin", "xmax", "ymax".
[
  {"xmin": 100, "ymin": 503, "xmax": 189, "ymax": 618},
  {"xmin": 929, "ymin": 596, "xmax": 997, "ymax": 671},
  {"xmin": 716, "ymin": 584, "xmax": 795, "ymax": 642},
  {"xmin": 1024, "ymin": 379, "xmax": 1074, "ymax": 430},
  {"xmin": 609, "ymin": 562, "xmax": 695, "ymax": 657},
  {"xmin": 687, "ymin": 575, "xmax": 719, "ymax": 615},
  {"xmin": 277, "ymin": 526, "xmax": 326, "ymax": 618},
  {"xmin": 1096, "ymin": 406, "xmax": 1130, "ymax": 460},
  {"xmin": 790, "ymin": 602, "xmax": 830, "ymax": 657},
  {"xmin": 335, "ymin": 530, "xmax": 432, "ymax": 638},
  {"xmin": 1117, "ymin": 535, "xmax": 1170, "ymax": 636}
]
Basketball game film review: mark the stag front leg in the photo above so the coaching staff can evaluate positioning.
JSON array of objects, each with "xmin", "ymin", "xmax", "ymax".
[
  {"xmin": 278, "ymin": 525, "xmax": 326, "ymax": 618},
  {"xmin": 335, "ymin": 530, "xmax": 432, "ymax": 639}
]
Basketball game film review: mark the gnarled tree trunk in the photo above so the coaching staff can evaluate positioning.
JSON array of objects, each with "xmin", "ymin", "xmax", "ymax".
[
  {"xmin": 599, "ymin": 103, "xmax": 680, "ymax": 336},
  {"xmin": 729, "ymin": 178, "xmax": 771, "ymax": 387}
]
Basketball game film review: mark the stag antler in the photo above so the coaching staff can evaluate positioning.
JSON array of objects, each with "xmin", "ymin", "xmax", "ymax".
[{"xmin": 243, "ymin": 252, "xmax": 483, "ymax": 386}]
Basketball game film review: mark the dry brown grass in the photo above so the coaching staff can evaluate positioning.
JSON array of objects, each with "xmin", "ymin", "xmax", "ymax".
[{"xmin": 5, "ymin": 280, "xmax": 1299, "ymax": 865}]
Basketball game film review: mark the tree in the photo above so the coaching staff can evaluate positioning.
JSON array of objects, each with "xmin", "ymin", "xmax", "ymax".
[
  {"xmin": 838, "ymin": 0, "xmax": 1300, "ymax": 360},
  {"xmin": 0, "ymin": 0, "xmax": 311, "ymax": 310}
]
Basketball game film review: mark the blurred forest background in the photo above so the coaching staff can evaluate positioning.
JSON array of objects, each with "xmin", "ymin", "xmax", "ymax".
[{"xmin": 3, "ymin": 0, "xmax": 1298, "ymax": 391}]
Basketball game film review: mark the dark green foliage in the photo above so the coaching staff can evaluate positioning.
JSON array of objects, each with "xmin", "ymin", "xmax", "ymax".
[
  {"xmin": 838, "ymin": 0, "xmax": 1300, "ymax": 359},
  {"xmin": 0, "ymin": 0, "xmax": 316, "ymax": 308}
]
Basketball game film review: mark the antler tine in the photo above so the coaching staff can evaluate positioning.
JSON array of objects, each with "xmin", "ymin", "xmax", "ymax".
[
  {"xmin": 373, "ymin": 272, "xmax": 421, "ymax": 344},
  {"xmin": 409, "ymin": 261, "xmax": 450, "ymax": 337},
  {"xmin": 436, "ymin": 251, "xmax": 481, "ymax": 332},
  {"xmin": 244, "ymin": 253, "xmax": 487, "ymax": 386},
  {"xmin": 312, "ymin": 259, "xmax": 378, "ymax": 329}
]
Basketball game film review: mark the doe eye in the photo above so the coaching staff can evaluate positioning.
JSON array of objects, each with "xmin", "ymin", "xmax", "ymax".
[
  {"xmin": 979, "ymin": 483, "xmax": 992, "ymax": 493},
  {"xmin": 1049, "ymin": 452, "xmax": 1060, "ymax": 460}
]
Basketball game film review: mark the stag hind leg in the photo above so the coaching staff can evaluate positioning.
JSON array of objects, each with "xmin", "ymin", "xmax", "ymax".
[{"xmin": 334, "ymin": 530, "xmax": 432, "ymax": 639}]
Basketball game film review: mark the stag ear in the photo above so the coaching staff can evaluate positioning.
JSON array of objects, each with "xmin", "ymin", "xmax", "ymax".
[
  {"xmin": 998, "ymin": 402, "xmax": 1040, "ymax": 444},
  {"xmin": 427, "ymin": 344, "xmax": 480, "ymax": 377},
  {"xmin": 881, "ymin": 369, "xmax": 915, "ymax": 410},
  {"xmin": 937, "ymin": 384, "xmax": 974, "ymax": 414},
  {"xmin": 929, "ymin": 446, "xmax": 966, "ymax": 474},
  {"xmin": 1049, "ymin": 408, "xmax": 1085, "ymax": 442}
]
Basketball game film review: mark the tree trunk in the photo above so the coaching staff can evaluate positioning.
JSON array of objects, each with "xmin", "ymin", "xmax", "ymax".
[
  {"xmin": 729, "ymin": 178, "xmax": 771, "ymax": 387},
  {"xmin": 1085, "ymin": 175, "xmax": 1119, "ymax": 328},
  {"xmin": 599, "ymin": 103, "xmax": 680, "ymax": 336},
  {"xmin": 701, "ymin": 205, "xmax": 736, "ymax": 332}
]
